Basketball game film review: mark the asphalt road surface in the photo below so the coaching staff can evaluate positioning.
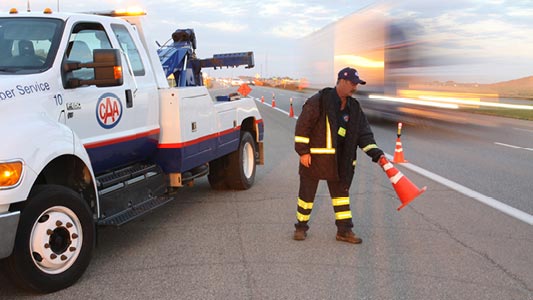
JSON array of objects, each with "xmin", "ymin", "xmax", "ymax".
[{"xmin": 1, "ymin": 86, "xmax": 531, "ymax": 299}]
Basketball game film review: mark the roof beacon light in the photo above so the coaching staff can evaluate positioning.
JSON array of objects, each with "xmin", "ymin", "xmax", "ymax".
[
  {"xmin": 9, "ymin": 8, "xmax": 19, "ymax": 14},
  {"xmin": 112, "ymin": 7, "xmax": 146, "ymax": 17},
  {"xmin": 43, "ymin": 8, "xmax": 53, "ymax": 14}
]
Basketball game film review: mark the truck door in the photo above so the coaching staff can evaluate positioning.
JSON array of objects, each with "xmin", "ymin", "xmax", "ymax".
[
  {"xmin": 109, "ymin": 23, "xmax": 159, "ymax": 156},
  {"xmin": 62, "ymin": 22, "xmax": 151, "ymax": 175}
]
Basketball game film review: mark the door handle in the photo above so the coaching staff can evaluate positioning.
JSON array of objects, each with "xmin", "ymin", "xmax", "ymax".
[{"xmin": 125, "ymin": 89, "xmax": 133, "ymax": 108}]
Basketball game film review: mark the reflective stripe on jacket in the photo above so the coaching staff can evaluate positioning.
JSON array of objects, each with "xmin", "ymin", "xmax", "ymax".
[{"xmin": 296, "ymin": 115, "xmax": 335, "ymax": 154}]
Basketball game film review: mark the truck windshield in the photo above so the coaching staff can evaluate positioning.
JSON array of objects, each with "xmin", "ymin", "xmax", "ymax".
[{"xmin": 0, "ymin": 17, "xmax": 63, "ymax": 74}]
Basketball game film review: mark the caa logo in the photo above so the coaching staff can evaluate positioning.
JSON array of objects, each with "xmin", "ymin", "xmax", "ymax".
[{"xmin": 96, "ymin": 93, "xmax": 123, "ymax": 129}]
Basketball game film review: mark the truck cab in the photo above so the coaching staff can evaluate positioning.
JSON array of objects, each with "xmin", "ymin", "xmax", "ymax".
[{"xmin": 0, "ymin": 7, "xmax": 263, "ymax": 293}]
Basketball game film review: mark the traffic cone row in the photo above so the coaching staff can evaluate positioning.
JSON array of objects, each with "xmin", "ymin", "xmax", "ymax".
[
  {"xmin": 261, "ymin": 93, "xmax": 294, "ymax": 118},
  {"xmin": 378, "ymin": 156, "xmax": 426, "ymax": 211}
]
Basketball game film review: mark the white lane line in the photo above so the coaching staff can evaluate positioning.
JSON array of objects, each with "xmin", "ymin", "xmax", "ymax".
[
  {"xmin": 495, "ymin": 142, "xmax": 533, "ymax": 151},
  {"xmin": 495, "ymin": 142, "xmax": 521, "ymax": 149},
  {"xmin": 384, "ymin": 153, "xmax": 533, "ymax": 226}
]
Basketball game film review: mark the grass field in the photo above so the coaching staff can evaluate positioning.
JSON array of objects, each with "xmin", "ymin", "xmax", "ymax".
[{"xmin": 462, "ymin": 107, "xmax": 533, "ymax": 121}]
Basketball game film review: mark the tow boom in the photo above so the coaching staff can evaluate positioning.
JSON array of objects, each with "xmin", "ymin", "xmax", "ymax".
[{"xmin": 157, "ymin": 29, "xmax": 254, "ymax": 87}]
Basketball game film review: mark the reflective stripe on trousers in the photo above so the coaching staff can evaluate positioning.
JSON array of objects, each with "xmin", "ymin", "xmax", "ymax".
[{"xmin": 295, "ymin": 175, "xmax": 354, "ymax": 231}]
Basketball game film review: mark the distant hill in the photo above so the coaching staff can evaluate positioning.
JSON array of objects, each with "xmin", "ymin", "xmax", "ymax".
[
  {"xmin": 413, "ymin": 76, "xmax": 533, "ymax": 100},
  {"xmin": 488, "ymin": 76, "xmax": 533, "ymax": 87},
  {"xmin": 484, "ymin": 76, "xmax": 533, "ymax": 99}
]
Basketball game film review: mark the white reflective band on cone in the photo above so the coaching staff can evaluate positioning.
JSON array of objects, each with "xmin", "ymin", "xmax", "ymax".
[
  {"xmin": 389, "ymin": 172, "xmax": 404, "ymax": 184},
  {"xmin": 383, "ymin": 162, "xmax": 393, "ymax": 171}
]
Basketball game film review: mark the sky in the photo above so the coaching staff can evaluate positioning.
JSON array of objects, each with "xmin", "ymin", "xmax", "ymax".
[
  {"xmin": 1, "ymin": 0, "xmax": 533, "ymax": 82},
  {"xmin": 1, "ymin": 0, "xmax": 372, "ymax": 78},
  {"xmin": 389, "ymin": 0, "xmax": 533, "ymax": 83}
]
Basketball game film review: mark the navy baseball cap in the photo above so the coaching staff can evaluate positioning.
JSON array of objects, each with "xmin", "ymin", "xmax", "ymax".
[{"xmin": 338, "ymin": 67, "xmax": 366, "ymax": 85}]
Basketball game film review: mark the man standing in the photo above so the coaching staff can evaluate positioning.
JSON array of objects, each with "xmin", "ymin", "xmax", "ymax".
[{"xmin": 293, "ymin": 67, "xmax": 384, "ymax": 244}]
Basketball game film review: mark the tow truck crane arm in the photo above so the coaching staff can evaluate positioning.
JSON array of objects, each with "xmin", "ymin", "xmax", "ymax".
[{"xmin": 157, "ymin": 29, "xmax": 254, "ymax": 87}]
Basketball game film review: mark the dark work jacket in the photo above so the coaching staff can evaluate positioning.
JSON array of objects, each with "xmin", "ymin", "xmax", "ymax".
[{"xmin": 294, "ymin": 87, "xmax": 383, "ymax": 186}]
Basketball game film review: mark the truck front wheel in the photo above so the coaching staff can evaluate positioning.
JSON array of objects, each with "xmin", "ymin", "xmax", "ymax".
[
  {"xmin": 5, "ymin": 185, "xmax": 95, "ymax": 293},
  {"xmin": 225, "ymin": 132, "xmax": 257, "ymax": 190}
]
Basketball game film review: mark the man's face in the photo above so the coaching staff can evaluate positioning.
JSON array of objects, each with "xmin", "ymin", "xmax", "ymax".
[{"xmin": 339, "ymin": 79, "xmax": 358, "ymax": 97}]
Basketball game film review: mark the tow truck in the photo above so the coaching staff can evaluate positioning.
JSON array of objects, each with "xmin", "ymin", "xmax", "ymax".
[{"xmin": 0, "ymin": 7, "xmax": 264, "ymax": 292}]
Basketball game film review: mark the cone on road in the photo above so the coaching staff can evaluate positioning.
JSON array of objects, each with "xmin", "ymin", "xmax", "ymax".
[
  {"xmin": 272, "ymin": 93, "xmax": 276, "ymax": 108},
  {"xmin": 261, "ymin": 96, "xmax": 264, "ymax": 103},
  {"xmin": 393, "ymin": 137, "xmax": 407, "ymax": 163},
  {"xmin": 289, "ymin": 97, "xmax": 294, "ymax": 118},
  {"xmin": 378, "ymin": 156, "xmax": 426, "ymax": 211},
  {"xmin": 393, "ymin": 122, "xmax": 407, "ymax": 163}
]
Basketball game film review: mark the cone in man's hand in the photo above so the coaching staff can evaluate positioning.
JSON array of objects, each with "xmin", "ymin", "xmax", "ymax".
[{"xmin": 378, "ymin": 156, "xmax": 426, "ymax": 211}]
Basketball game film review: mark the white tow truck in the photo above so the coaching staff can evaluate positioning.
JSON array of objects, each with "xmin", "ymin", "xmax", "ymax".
[{"xmin": 0, "ymin": 7, "xmax": 264, "ymax": 292}]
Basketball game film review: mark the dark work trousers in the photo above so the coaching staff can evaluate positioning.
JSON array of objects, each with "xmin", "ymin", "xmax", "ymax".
[{"xmin": 295, "ymin": 174, "xmax": 354, "ymax": 233}]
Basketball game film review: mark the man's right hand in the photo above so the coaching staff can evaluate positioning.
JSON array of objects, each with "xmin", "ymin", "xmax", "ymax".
[{"xmin": 300, "ymin": 154, "xmax": 311, "ymax": 167}]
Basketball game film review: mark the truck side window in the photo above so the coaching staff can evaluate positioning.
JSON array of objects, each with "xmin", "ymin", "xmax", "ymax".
[
  {"xmin": 111, "ymin": 24, "xmax": 145, "ymax": 76},
  {"xmin": 64, "ymin": 22, "xmax": 112, "ymax": 83}
]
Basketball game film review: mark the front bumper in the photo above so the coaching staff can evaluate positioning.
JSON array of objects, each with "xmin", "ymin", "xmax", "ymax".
[{"xmin": 0, "ymin": 211, "xmax": 20, "ymax": 259}]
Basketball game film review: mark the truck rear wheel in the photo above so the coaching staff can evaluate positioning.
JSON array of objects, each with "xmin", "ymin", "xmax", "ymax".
[
  {"xmin": 4, "ymin": 185, "xmax": 95, "ymax": 293},
  {"xmin": 225, "ymin": 131, "xmax": 256, "ymax": 190}
]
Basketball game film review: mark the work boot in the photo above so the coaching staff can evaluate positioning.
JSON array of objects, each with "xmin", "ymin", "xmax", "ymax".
[
  {"xmin": 293, "ymin": 229, "xmax": 307, "ymax": 241},
  {"xmin": 336, "ymin": 231, "xmax": 362, "ymax": 244}
]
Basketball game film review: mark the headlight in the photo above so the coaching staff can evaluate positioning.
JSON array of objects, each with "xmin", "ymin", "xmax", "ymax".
[{"xmin": 0, "ymin": 161, "xmax": 23, "ymax": 188}]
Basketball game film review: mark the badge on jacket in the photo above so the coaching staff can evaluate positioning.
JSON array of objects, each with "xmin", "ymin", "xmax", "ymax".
[{"xmin": 343, "ymin": 114, "xmax": 349, "ymax": 122}]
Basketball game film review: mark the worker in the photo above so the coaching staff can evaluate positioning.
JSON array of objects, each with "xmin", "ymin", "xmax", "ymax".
[{"xmin": 293, "ymin": 67, "xmax": 384, "ymax": 244}]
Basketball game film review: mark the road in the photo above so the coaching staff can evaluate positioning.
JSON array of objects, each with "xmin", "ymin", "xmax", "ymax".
[
  {"xmin": 242, "ymin": 85, "xmax": 533, "ymax": 216},
  {"xmin": 0, "ymin": 85, "xmax": 531, "ymax": 299}
]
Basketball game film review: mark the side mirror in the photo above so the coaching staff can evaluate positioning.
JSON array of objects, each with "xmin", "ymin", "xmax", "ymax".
[
  {"xmin": 65, "ymin": 49, "xmax": 123, "ymax": 88},
  {"xmin": 93, "ymin": 49, "xmax": 123, "ymax": 87}
]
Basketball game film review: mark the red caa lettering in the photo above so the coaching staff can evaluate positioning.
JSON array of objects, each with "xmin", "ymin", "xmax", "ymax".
[
  {"xmin": 99, "ymin": 98, "xmax": 120, "ymax": 124},
  {"xmin": 96, "ymin": 93, "xmax": 123, "ymax": 129}
]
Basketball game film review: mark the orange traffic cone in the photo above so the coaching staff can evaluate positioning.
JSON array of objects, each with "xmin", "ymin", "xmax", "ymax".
[
  {"xmin": 272, "ymin": 94, "xmax": 276, "ymax": 108},
  {"xmin": 261, "ymin": 96, "xmax": 264, "ymax": 103},
  {"xmin": 378, "ymin": 156, "xmax": 426, "ymax": 211},
  {"xmin": 289, "ymin": 97, "xmax": 294, "ymax": 118},
  {"xmin": 393, "ymin": 137, "xmax": 407, "ymax": 163},
  {"xmin": 393, "ymin": 122, "xmax": 407, "ymax": 163}
]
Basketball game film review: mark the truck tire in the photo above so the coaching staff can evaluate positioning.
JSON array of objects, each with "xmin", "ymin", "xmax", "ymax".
[
  {"xmin": 4, "ymin": 185, "xmax": 95, "ymax": 293},
  {"xmin": 225, "ymin": 131, "xmax": 256, "ymax": 190}
]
